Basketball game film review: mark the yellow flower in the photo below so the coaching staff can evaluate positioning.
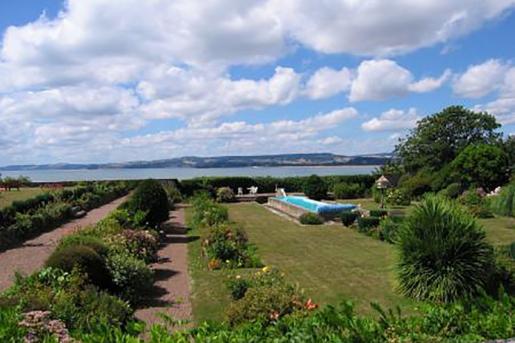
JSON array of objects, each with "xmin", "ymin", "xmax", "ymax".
[
  {"xmin": 262, "ymin": 266, "xmax": 270, "ymax": 273},
  {"xmin": 236, "ymin": 275, "xmax": 241, "ymax": 279}
]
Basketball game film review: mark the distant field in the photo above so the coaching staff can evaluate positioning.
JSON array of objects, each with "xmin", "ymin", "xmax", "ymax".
[{"xmin": 0, "ymin": 188, "xmax": 48, "ymax": 209}]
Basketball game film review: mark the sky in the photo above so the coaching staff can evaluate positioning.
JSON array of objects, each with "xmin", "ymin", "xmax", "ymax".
[{"xmin": 0, "ymin": 0, "xmax": 515, "ymax": 165}]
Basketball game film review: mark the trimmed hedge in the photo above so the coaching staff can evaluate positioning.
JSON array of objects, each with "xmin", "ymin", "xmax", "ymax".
[
  {"xmin": 179, "ymin": 175, "xmax": 375, "ymax": 197},
  {"xmin": 299, "ymin": 213, "xmax": 324, "ymax": 225},
  {"xmin": 0, "ymin": 181, "xmax": 131, "ymax": 251},
  {"xmin": 357, "ymin": 216, "xmax": 380, "ymax": 232},
  {"xmin": 340, "ymin": 212, "xmax": 358, "ymax": 226}
]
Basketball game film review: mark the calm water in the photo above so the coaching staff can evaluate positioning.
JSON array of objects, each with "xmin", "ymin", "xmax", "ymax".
[{"xmin": 0, "ymin": 165, "xmax": 378, "ymax": 182}]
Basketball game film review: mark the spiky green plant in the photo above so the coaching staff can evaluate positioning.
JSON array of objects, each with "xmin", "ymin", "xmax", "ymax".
[{"xmin": 397, "ymin": 195, "xmax": 494, "ymax": 303}]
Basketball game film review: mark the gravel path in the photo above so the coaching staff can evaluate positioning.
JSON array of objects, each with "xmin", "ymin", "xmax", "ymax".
[
  {"xmin": 0, "ymin": 195, "xmax": 128, "ymax": 292},
  {"xmin": 135, "ymin": 205, "xmax": 192, "ymax": 328}
]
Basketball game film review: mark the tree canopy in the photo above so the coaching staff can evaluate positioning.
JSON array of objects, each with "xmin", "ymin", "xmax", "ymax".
[
  {"xmin": 395, "ymin": 106, "xmax": 502, "ymax": 173},
  {"xmin": 451, "ymin": 144, "xmax": 510, "ymax": 191}
]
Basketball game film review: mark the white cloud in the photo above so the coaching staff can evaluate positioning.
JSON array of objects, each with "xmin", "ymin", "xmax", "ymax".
[
  {"xmin": 272, "ymin": 0, "xmax": 515, "ymax": 56},
  {"xmin": 453, "ymin": 59, "xmax": 508, "ymax": 98},
  {"xmin": 362, "ymin": 108, "xmax": 421, "ymax": 131},
  {"xmin": 349, "ymin": 60, "xmax": 448, "ymax": 102},
  {"xmin": 304, "ymin": 67, "xmax": 352, "ymax": 99},
  {"xmin": 408, "ymin": 69, "xmax": 451, "ymax": 93},
  {"xmin": 0, "ymin": 0, "xmax": 514, "ymax": 163},
  {"xmin": 475, "ymin": 67, "xmax": 515, "ymax": 124}
]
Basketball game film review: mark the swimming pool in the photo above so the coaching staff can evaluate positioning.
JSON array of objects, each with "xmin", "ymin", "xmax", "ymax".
[{"xmin": 274, "ymin": 196, "xmax": 356, "ymax": 214}]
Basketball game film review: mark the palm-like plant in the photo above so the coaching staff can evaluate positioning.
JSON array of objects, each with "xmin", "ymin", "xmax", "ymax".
[{"xmin": 397, "ymin": 195, "xmax": 493, "ymax": 303}]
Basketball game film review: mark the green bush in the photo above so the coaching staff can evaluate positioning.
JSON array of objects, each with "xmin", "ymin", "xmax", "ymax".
[
  {"xmin": 45, "ymin": 245, "xmax": 112, "ymax": 290},
  {"xmin": 105, "ymin": 251, "xmax": 154, "ymax": 304},
  {"xmin": 226, "ymin": 277, "xmax": 251, "ymax": 300},
  {"xmin": 56, "ymin": 234, "xmax": 109, "ymax": 257},
  {"xmin": 190, "ymin": 192, "xmax": 229, "ymax": 228},
  {"xmin": 357, "ymin": 216, "xmax": 380, "ymax": 232},
  {"xmin": 386, "ymin": 188, "xmax": 411, "ymax": 206},
  {"xmin": 225, "ymin": 268, "xmax": 307, "ymax": 326},
  {"xmin": 201, "ymin": 225, "xmax": 261, "ymax": 269},
  {"xmin": 399, "ymin": 172, "xmax": 432, "ymax": 198},
  {"xmin": 127, "ymin": 179, "xmax": 169, "ymax": 227},
  {"xmin": 299, "ymin": 213, "xmax": 324, "ymax": 225},
  {"xmin": 439, "ymin": 182, "xmax": 462, "ymax": 199},
  {"xmin": 378, "ymin": 217, "xmax": 402, "ymax": 243},
  {"xmin": 216, "ymin": 187, "xmax": 236, "ymax": 203},
  {"xmin": 370, "ymin": 209, "xmax": 388, "ymax": 217},
  {"xmin": 163, "ymin": 182, "xmax": 182, "ymax": 207},
  {"xmin": 303, "ymin": 175, "xmax": 328, "ymax": 200},
  {"xmin": 491, "ymin": 184, "xmax": 515, "ymax": 217},
  {"xmin": 397, "ymin": 195, "xmax": 494, "ymax": 303},
  {"xmin": 340, "ymin": 211, "xmax": 358, "ymax": 226},
  {"xmin": 117, "ymin": 229, "xmax": 159, "ymax": 263},
  {"xmin": 333, "ymin": 183, "xmax": 365, "ymax": 199}
]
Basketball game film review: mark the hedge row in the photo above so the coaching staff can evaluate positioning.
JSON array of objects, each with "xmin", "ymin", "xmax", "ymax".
[
  {"xmin": 179, "ymin": 175, "xmax": 375, "ymax": 196},
  {"xmin": 0, "ymin": 181, "xmax": 133, "ymax": 251}
]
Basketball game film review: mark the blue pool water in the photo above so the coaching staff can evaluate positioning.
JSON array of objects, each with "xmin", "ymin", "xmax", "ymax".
[{"xmin": 276, "ymin": 196, "xmax": 356, "ymax": 214}]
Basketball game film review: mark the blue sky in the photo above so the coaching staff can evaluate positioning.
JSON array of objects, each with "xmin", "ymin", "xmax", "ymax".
[{"xmin": 0, "ymin": 0, "xmax": 514, "ymax": 165}]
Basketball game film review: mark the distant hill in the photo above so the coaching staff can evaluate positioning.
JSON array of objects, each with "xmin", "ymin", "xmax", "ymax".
[{"xmin": 0, "ymin": 153, "xmax": 392, "ymax": 171}]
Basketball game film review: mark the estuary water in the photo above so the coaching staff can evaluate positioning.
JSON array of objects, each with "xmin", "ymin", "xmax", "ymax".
[{"xmin": 0, "ymin": 165, "xmax": 378, "ymax": 182}]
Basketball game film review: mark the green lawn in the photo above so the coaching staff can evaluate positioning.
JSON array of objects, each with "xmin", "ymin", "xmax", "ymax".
[
  {"xmin": 342, "ymin": 198, "xmax": 515, "ymax": 246},
  {"xmin": 0, "ymin": 188, "xmax": 47, "ymax": 209},
  {"xmin": 227, "ymin": 203, "xmax": 416, "ymax": 315}
]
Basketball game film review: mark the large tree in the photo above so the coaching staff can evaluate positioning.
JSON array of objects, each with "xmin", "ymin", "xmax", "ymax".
[
  {"xmin": 395, "ymin": 106, "xmax": 502, "ymax": 173},
  {"xmin": 451, "ymin": 144, "xmax": 509, "ymax": 191}
]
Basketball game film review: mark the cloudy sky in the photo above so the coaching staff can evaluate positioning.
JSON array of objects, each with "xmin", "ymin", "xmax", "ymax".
[{"xmin": 1, "ymin": 0, "xmax": 515, "ymax": 165}]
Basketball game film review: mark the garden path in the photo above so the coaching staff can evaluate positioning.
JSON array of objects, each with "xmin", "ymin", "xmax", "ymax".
[
  {"xmin": 0, "ymin": 195, "xmax": 128, "ymax": 292},
  {"xmin": 135, "ymin": 205, "xmax": 192, "ymax": 329}
]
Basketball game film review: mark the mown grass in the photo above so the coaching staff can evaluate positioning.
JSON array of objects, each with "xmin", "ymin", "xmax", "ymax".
[
  {"xmin": 227, "ymin": 203, "xmax": 417, "ymax": 315},
  {"xmin": 0, "ymin": 188, "xmax": 47, "ymax": 209}
]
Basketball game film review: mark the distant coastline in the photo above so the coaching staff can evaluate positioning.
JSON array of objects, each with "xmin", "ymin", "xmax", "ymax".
[{"xmin": 0, "ymin": 152, "xmax": 391, "ymax": 171}]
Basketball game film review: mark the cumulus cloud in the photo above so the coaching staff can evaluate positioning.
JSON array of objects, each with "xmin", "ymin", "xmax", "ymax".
[
  {"xmin": 474, "ymin": 66, "xmax": 515, "ymax": 124},
  {"xmin": 0, "ymin": 0, "xmax": 514, "ymax": 163},
  {"xmin": 453, "ymin": 59, "xmax": 509, "ymax": 98},
  {"xmin": 304, "ymin": 67, "xmax": 352, "ymax": 99},
  {"xmin": 362, "ymin": 108, "xmax": 421, "ymax": 131},
  {"xmin": 349, "ymin": 60, "xmax": 448, "ymax": 102},
  {"xmin": 272, "ymin": 0, "xmax": 515, "ymax": 56}
]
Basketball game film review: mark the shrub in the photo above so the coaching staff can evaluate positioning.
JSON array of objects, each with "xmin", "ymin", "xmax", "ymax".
[
  {"xmin": 333, "ymin": 183, "xmax": 365, "ymax": 199},
  {"xmin": 340, "ymin": 211, "xmax": 358, "ymax": 226},
  {"xmin": 397, "ymin": 195, "xmax": 494, "ymax": 303},
  {"xmin": 400, "ymin": 172, "xmax": 432, "ymax": 198},
  {"xmin": 128, "ymin": 179, "xmax": 169, "ymax": 227},
  {"xmin": 370, "ymin": 209, "xmax": 388, "ymax": 218},
  {"xmin": 56, "ymin": 234, "xmax": 109, "ymax": 257},
  {"xmin": 119, "ymin": 229, "xmax": 159, "ymax": 263},
  {"xmin": 439, "ymin": 182, "xmax": 462, "ymax": 199},
  {"xmin": 201, "ymin": 225, "xmax": 261, "ymax": 268},
  {"xmin": 491, "ymin": 184, "xmax": 515, "ymax": 217},
  {"xmin": 190, "ymin": 193, "xmax": 229, "ymax": 228},
  {"xmin": 378, "ymin": 217, "xmax": 402, "ymax": 243},
  {"xmin": 216, "ymin": 187, "xmax": 236, "ymax": 203},
  {"xmin": 225, "ymin": 268, "xmax": 309, "ymax": 326},
  {"xmin": 299, "ymin": 213, "xmax": 324, "ymax": 225},
  {"xmin": 45, "ymin": 245, "xmax": 111, "ymax": 290},
  {"xmin": 357, "ymin": 216, "xmax": 380, "ymax": 232},
  {"xmin": 227, "ymin": 276, "xmax": 251, "ymax": 300},
  {"xmin": 386, "ymin": 188, "xmax": 411, "ymax": 206},
  {"xmin": 163, "ymin": 182, "xmax": 182, "ymax": 207},
  {"xmin": 105, "ymin": 251, "xmax": 154, "ymax": 304},
  {"xmin": 303, "ymin": 175, "xmax": 328, "ymax": 200}
]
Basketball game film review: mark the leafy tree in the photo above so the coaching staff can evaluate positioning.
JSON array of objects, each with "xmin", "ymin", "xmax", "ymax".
[
  {"xmin": 395, "ymin": 106, "xmax": 502, "ymax": 173},
  {"xmin": 451, "ymin": 144, "xmax": 509, "ymax": 191},
  {"xmin": 302, "ymin": 175, "xmax": 328, "ymax": 200}
]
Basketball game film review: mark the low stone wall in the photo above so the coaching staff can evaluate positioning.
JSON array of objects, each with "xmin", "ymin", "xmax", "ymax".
[{"xmin": 267, "ymin": 197, "xmax": 308, "ymax": 219}]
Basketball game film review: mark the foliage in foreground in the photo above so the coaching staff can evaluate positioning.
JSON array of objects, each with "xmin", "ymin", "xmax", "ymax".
[
  {"xmin": 64, "ymin": 292, "xmax": 514, "ymax": 342},
  {"xmin": 299, "ymin": 212, "xmax": 324, "ymax": 225},
  {"xmin": 397, "ymin": 195, "xmax": 494, "ymax": 303}
]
